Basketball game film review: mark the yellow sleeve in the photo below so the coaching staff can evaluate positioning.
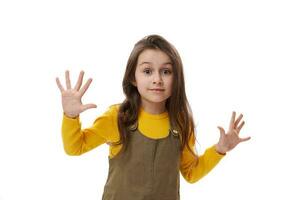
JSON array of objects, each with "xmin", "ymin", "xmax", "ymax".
[
  {"xmin": 180, "ymin": 134, "xmax": 225, "ymax": 183},
  {"xmin": 61, "ymin": 104, "xmax": 119, "ymax": 156}
]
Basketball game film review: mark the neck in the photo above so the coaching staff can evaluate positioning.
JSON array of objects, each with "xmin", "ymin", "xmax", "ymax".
[{"xmin": 140, "ymin": 99, "xmax": 167, "ymax": 115}]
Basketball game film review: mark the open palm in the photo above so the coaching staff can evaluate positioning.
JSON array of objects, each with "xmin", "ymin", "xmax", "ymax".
[
  {"xmin": 56, "ymin": 70, "xmax": 97, "ymax": 118},
  {"xmin": 215, "ymin": 112, "xmax": 251, "ymax": 154}
]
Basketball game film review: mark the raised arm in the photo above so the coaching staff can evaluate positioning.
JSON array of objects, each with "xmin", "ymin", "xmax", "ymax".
[{"xmin": 56, "ymin": 70, "xmax": 106, "ymax": 155}]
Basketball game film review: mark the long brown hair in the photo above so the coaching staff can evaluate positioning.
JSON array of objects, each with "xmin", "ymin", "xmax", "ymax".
[{"xmin": 111, "ymin": 34, "xmax": 199, "ymax": 164}]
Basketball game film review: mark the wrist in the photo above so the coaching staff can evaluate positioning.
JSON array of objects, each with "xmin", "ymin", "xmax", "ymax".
[
  {"xmin": 64, "ymin": 112, "xmax": 79, "ymax": 119},
  {"xmin": 215, "ymin": 144, "xmax": 227, "ymax": 155}
]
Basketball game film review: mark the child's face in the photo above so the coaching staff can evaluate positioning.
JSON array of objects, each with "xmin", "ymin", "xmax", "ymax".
[{"xmin": 133, "ymin": 49, "xmax": 173, "ymax": 110}]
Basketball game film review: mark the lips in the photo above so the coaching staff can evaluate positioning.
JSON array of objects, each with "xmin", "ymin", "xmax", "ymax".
[{"xmin": 149, "ymin": 88, "xmax": 165, "ymax": 91}]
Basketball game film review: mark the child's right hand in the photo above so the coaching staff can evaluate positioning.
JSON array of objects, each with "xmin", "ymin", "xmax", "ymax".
[{"xmin": 56, "ymin": 70, "xmax": 97, "ymax": 118}]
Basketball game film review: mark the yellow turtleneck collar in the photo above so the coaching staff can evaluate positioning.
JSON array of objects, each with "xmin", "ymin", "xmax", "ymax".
[{"xmin": 137, "ymin": 106, "xmax": 170, "ymax": 139}]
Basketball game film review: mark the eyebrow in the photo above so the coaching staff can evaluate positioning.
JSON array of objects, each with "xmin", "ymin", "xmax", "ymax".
[{"xmin": 138, "ymin": 61, "xmax": 173, "ymax": 66}]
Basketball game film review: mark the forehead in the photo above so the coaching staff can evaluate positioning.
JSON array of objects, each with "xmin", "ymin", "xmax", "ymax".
[{"xmin": 137, "ymin": 49, "xmax": 172, "ymax": 65}]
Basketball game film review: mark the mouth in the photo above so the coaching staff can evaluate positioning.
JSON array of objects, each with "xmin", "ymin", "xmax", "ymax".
[{"xmin": 149, "ymin": 89, "xmax": 165, "ymax": 92}]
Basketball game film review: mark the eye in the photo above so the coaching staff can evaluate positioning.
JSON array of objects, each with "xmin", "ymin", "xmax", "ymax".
[
  {"xmin": 143, "ymin": 68, "xmax": 152, "ymax": 75},
  {"xmin": 162, "ymin": 69, "xmax": 172, "ymax": 75}
]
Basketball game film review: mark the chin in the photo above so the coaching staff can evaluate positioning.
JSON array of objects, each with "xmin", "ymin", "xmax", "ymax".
[{"xmin": 145, "ymin": 96, "xmax": 169, "ymax": 103}]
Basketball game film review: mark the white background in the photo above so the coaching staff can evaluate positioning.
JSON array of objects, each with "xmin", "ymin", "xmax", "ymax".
[{"xmin": 0, "ymin": 0, "xmax": 300, "ymax": 199}]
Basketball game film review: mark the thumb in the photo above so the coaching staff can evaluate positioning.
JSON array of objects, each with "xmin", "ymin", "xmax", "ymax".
[
  {"xmin": 217, "ymin": 126, "xmax": 226, "ymax": 137},
  {"xmin": 81, "ymin": 103, "xmax": 97, "ymax": 112}
]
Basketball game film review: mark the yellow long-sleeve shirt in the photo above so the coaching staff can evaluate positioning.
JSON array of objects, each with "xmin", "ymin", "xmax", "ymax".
[{"xmin": 61, "ymin": 104, "xmax": 225, "ymax": 183}]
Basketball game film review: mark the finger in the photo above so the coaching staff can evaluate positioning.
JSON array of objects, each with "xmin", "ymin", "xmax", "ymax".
[
  {"xmin": 81, "ymin": 103, "xmax": 97, "ymax": 112},
  {"xmin": 234, "ymin": 113, "xmax": 243, "ymax": 128},
  {"xmin": 237, "ymin": 121, "xmax": 245, "ymax": 132},
  {"xmin": 217, "ymin": 126, "xmax": 226, "ymax": 137},
  {"xmin": 74, "ymin": 70, "xmax": 84, "ymax": 91},
  {"xmin": 55, "ymin": 77, "xmax": 65, "ymax": 92},
  {"xmin": 239, "ymin": 136, "xmax": 251, "ymax": 143},
  {"xmin": 65, "ymin": 70, "xmax": 71, "ymax": 89},
  {"xmin": 79, "ymin": 78, "xmax": 92, "ymax": 97},
  {"xmin": 229, "ymin": 111, "xmax": 236, "ymax": 130}
]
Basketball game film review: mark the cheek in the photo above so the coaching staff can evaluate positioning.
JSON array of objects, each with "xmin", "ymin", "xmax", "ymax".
[
  {"xmin": 134, "ymin": 71, "xmax": 142, "ymax": 87},
  {"xmin": 167, "ymin": 76, "xmax": 173, "ymax": 89},
  {"xmin": 135, "ymin": 76, "xmax": 148, "ymax": 90}
]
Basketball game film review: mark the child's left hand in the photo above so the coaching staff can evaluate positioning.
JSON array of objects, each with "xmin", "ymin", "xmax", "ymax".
[{"xmin": 215, "ymin": 111, "xmax": 251, "ymax": 155}]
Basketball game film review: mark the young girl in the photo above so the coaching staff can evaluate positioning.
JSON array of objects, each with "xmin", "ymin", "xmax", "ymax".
[{"xmin": 56, "ymin": 34, "xmax": 251, "ymax": 200}]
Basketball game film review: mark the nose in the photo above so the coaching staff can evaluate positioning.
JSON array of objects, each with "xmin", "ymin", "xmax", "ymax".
[{"xmin": 152, "ymin": 71, "xmax": 163, "ymax": 85}]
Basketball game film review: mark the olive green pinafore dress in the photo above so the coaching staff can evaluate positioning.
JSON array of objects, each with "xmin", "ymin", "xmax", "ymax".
[{"xmin": 101, "ymin": 124, "xmax": 182, "ymax": 200}]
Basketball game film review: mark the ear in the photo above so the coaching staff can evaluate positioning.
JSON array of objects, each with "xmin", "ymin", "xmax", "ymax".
[{"xmin": 131, "ymin": 80, "xmax": 137, "ymax": 87}]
